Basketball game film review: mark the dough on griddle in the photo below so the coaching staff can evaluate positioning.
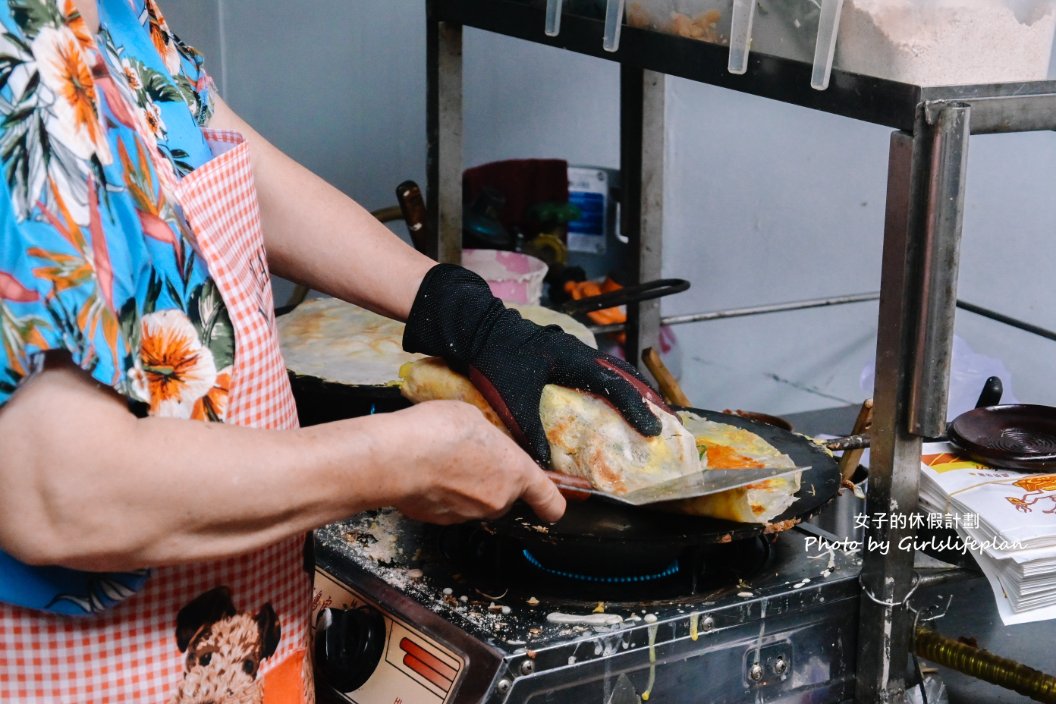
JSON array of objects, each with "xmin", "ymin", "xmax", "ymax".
[
  {"xmin": 669, "ymin": 411, "xmax": 802, "ymax": 523},
  {"xmin": 277, "ymin": 297, "xmax": 423, "ymax": 387},
  {"xmin": 277, "ymin": 296, "xmax": 596, "ymax": 387}
]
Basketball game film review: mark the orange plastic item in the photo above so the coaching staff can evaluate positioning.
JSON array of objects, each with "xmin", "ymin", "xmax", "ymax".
[{"xmin": 563, "ymin": 277, "xmax": 627, "ymax": 327}]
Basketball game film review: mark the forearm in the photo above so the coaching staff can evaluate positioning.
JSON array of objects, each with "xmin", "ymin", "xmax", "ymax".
[
  {"xmin": 207, "ymin": 96, "xmax": 434, "ymax": 321},
  {"xmin": 0, "ymin": 364, "xmax": 411, "ymax": 571}
]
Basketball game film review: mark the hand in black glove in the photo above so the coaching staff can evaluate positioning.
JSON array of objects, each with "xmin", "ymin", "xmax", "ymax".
[{"xmin": 403, "ymin": 263, "xmax": 667, "ymax": 465}]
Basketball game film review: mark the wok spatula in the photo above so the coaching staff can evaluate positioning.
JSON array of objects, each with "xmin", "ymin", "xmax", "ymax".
[{"xmin": 549, "ymin": 466, "xmax": 808, "ymax": 507}]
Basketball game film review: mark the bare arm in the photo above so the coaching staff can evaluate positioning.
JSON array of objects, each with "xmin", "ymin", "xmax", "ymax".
[
  {"xmin": 206, "ymin": 96, "xmax": 433, "ymax": 321},
  {"xmin": 0, "ymin": 362, "xmax": 564, "ymax": 572}
]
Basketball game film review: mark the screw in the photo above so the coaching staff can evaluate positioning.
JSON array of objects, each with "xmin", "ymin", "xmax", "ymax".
[
  {"xmin": 773, "ymin": 657, "xmax": 788, "ymax": 676},
  {"xmin": 701, "ymin": 616, "xmax": 716, "ymax": 632},
  {"xmin": 519, "ymin": 660, "xmax": 535, "ymax": 676},
  {"xmin": 749, "ymin": 662, "xmax": 764, "ymax": 682},
  {"xmin": 496, "ymin": 678, "xmax": 512, "ymax": 694}
]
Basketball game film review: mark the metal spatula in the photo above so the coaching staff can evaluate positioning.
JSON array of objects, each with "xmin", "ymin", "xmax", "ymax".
[{"xmin": 550, "ymin": 466, "xmax": 808, "ymax": 507}]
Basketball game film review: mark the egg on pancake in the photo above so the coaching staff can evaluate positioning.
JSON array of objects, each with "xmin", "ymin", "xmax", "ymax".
[{"xmin": 668, "ymin": 411, "xmax": 801, "ymax": 523}]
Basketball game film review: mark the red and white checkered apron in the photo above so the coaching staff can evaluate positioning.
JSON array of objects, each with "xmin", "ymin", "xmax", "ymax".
[{"xmin": 0, "ymin": 125, "xmax": 312, "ymax": 702}]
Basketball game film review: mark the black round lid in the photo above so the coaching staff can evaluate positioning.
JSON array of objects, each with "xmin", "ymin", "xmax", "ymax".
[{"xmin": 947, "ymin": 404, "xmax": 1056, "ymax": 471}]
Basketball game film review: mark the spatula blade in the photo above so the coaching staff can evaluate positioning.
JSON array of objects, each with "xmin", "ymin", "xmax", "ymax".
[{"xmin": 554, "ymin": 466, "xmax": 808, "ymax": 506}]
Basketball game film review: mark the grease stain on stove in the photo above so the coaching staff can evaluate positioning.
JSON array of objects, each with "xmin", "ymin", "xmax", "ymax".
[
  {"xmin": 547, "ymin": 612, "xmax": 624, "ymax": 626},
  {"xmin": 642, "ymin": 620, "xmax": 659, "ymax": 701}
]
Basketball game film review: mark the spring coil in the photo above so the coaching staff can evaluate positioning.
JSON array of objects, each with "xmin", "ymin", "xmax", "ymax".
[{"xmin": 915, "ymin": 627, "xmax": 1056, "ymax": 703}]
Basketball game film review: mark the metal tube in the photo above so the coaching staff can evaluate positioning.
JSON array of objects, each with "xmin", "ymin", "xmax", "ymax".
[
  {"xmin": 957, "ymin": 299, "xmax": 1056, "ymax": 343},
  {"xmin": 662, "ymin": 291, "xmax": 880, "ymax": 325},
  {"xmin": 923, "ymin": 92, "xmax": 1056, "ymax": 135},
  {"xmin": 914, "ymin": 567, "xmax": 979, "ymax": 589},
  {"xmin": 587, "ymin": 291, "xmax": 879, "ymax": 335},
  {"xmin": 908, "ymin": 102, "xmax": 971, "ymax": 438}
]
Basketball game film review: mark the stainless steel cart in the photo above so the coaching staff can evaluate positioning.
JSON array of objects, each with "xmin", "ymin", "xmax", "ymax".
[{"xmin": 423, "ymin": 2, "xmax": 1056, "ymax": 700}]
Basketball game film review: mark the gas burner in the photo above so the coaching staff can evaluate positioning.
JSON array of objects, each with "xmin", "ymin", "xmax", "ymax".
[
  {"xmin": 435, "ymin": 522, "xmax": 774, "ymax": 602},
  {"xmin": 521, "ymin": 549, "xmax": 681, "ymax": 583}
]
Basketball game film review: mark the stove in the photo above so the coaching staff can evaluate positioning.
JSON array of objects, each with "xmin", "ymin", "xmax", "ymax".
[{"xmin": 311, "ymin": 509, "xmax": 862, "ymax": 703}]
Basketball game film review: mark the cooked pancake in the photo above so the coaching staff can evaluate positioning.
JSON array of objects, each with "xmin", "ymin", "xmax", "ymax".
[
  {"xmin": 399, "ymin": 358, "xmax": 801, "ymax": 524},
  {"xmin": 278, "ymin": 297, "xmax": 423, "ymax": 387},
  {"xmin": 399, "ymin": 357, "xmax": 700, "ymax": 492},
  {"xmin": 669, "ymin": 411, "xmax": 801, "ymax": 523},
  {"xmin": 277, "ymin": 296, "xmax": 595, "ymax": 387}
]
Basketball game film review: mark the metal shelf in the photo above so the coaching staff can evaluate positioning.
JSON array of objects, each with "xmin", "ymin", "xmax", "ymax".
[{"xmin": 434, "ymin": 0, "xmax": 1056, "ymax": 134}]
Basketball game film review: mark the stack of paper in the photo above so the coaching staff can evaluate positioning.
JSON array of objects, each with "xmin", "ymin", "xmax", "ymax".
[{"xmin": 918, "ymin": 442, "xmax": 1056, "ymax": 624}]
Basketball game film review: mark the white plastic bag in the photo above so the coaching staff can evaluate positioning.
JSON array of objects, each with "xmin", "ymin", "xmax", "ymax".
[
  {"xmin": 905, "ymin": 672, "xmax": 949, "ymax": 704},
  {"xmin": 860, "ymin": 335, "xmax": 1019, "ymax": 421}
]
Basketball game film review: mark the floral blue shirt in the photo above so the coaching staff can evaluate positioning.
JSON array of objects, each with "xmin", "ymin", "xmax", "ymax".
[{"xmin": 0, "ymin": 0, "xmax": 234, "ymax": 615}]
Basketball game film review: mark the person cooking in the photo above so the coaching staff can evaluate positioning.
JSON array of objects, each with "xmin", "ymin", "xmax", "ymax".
[{"xmin": 0, "ymin": 0, "xmax": 662, "ymax": 700}]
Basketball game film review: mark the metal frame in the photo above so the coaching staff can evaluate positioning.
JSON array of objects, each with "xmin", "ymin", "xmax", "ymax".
[{"xmin": 425, "ymin": 1, "xmax": 1056, "ymax": 700}]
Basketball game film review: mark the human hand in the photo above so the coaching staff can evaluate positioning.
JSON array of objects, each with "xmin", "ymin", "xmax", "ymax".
[
  {"xmin": 376, "ymin": 401, "xmax": 566, "ymax": 524},
  {"xmin": 403, "ymin": 264, "xmax": 666, "ymax": 465}
]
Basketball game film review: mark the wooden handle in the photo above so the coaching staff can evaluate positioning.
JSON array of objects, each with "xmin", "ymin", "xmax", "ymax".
[
  {"xmin": 395, "ymin": 180, "xmax": 433, "ymax": 255},
  {"xmin": 642, "ymin": 347, "xmax": 692, "ymax": 408},
  {"xmin": 838, "ymin": 398, "xmax": 873, "ymax": 481}
]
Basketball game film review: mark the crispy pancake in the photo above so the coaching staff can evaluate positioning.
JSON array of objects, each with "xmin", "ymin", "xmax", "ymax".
[
  {"xmin": 399, "ymin": 359, "xmax": 800, "ymax": 523},
  {"xmin": 399, "ymin": 357, "xmax": 699, "ymax": 493}
]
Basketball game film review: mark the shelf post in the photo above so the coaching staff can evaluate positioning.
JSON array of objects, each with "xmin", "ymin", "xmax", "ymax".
[
  {"xmin": 857, "ymin": 104, "xmax": 971, "ymax": 703},
  {"xmin": 427, "ymin": 1, "xmax": 463, "ymax": 264},
  {"xmin": 621, "ymin": 67, "xmax": 665, "ymax": 367}
]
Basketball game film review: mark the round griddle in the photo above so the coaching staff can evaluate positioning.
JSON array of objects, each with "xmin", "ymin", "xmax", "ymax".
[
  {"xmin": 285, "ymin": 371, "xmax": 410, "ymax": 427},
  {"xmin": 275, "ymin": 302, "xmax": 414, "ymax": 426},
  {"xmin": 486, "ymin": 408, "xmax": 841, "ymax": 550},
  {"xmin": 948, "ymin": 404, "xmax": 1056, "ymax": 471}
]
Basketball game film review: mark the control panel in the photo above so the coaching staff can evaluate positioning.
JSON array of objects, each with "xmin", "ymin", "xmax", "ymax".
[{"xmin": 313, "ymin": 569, "xmax": 465, "ymax": 704}]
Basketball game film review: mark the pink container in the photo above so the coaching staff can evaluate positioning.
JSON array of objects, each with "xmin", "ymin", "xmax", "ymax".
[{"xmin": 462, "ymin": 249, "xmax": 549, "ymax": 305}]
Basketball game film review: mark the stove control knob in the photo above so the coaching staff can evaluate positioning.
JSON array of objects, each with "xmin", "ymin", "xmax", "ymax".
[{"xmin": 314, "ymin": 606, "xmax": 387, "ymax": 693}]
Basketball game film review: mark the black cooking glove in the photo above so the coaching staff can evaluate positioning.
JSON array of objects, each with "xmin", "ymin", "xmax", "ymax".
[{"xmin": 403, "ymin": 263, "xmax": 667, "ymax": 465}]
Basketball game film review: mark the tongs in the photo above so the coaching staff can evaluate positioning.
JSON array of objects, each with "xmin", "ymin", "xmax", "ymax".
[{"xmin": 549, "ymin": 466, "xmax": 808, "ymax": 507}]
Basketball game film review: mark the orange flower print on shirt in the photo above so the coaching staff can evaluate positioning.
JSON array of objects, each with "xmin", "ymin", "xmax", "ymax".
[
  {"xmin": 63, "ymin": 0, "xmax": 94, "ymax": 50},
  {"xmin": 143, "ymin": 0, "xmax": 180, "ymax": 74},
  {"xmin": 130, "ymin": 309, "xmax": 217, "ymax": 418},
  {"xmin": 192, "ymin": 365, "xmax": 230, "ymax": 422},
  {"xmin": 142, "ymin": 100, "xmax": 167, "ymax": 138},
  {"xmin": 31, "ymin": 26, "xmax": 112, "ymax": 164}
]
